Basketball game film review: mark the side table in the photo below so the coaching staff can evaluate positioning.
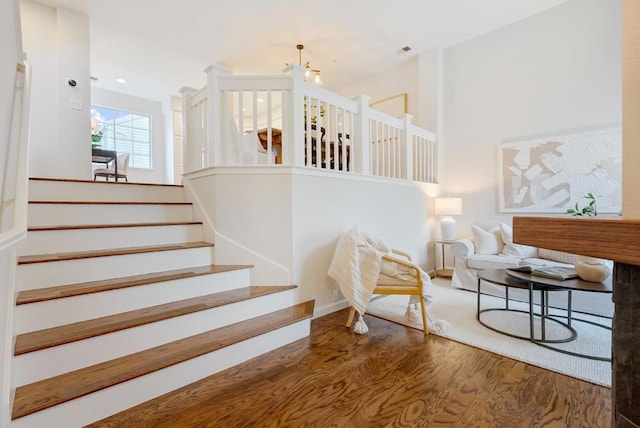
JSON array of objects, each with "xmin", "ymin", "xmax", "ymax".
[{"xmin": 434, "ymin": 239, "xmax": 455, "ymax": 278}]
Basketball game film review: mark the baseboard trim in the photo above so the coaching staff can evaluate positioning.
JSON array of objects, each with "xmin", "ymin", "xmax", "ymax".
[{"xmin": 314, "ymin": 299, "xmax": 349, "ymax": 319}]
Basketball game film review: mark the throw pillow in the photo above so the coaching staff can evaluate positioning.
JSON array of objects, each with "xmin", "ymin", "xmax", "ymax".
[
  {"xmin": 499, "ymin": 223, "xmax": 538, "ymax": 258},
  {"xmin": 471, "ymin": 224, "xmax": 504, "ymax": 255}
]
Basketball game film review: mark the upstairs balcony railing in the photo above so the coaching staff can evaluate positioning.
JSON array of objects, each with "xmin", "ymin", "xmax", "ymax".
[{"xmin": 181, "ymin": 64, "xmax": 438, "ymax": 184}]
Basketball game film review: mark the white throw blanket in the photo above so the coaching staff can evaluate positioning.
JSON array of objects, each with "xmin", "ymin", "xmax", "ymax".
[{"xmin": 328, "ymin": 228, "xmax": 448, "ymax": 334}]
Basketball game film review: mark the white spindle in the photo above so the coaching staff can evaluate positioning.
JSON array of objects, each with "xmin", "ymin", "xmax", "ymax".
[
  {"xmin": 314, "ymin": 99, "xmax": 321, "ymax": 168},
  {"xmin": 373, "ymin": 121, "xmax": 379, "ymax": 176},
  {"xmin": 403, "ymin": 115, "xmax": 413, "ymax": 181},
  {"xmin": 304, "ymin": 95, "xmax": 311, "ymax": 166},
  {"xmin": 266, "ymin": 89, "xmax": 273, "ymax": 164}
]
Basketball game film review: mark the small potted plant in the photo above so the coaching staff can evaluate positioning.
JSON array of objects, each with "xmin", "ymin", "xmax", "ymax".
[{"xmin": 566, "ymin": 192, "xmax": 597, "ymax": 217}]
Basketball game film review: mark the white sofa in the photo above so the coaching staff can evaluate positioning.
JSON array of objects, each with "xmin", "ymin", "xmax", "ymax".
[{"xmin": 450, "ymin": 221, "xmax": 614, "ymax": 317}]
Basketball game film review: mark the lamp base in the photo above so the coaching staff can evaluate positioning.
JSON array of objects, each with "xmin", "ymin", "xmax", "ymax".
[{"xmin": 440, "ymin": 216, "xmax": 457, "ymax": 241}]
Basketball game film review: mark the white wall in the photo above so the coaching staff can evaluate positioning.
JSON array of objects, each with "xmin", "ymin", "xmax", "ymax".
[
  {"xmin": 291, "ymin": 172, "xmax": 435, "ymax": 315},
  {"xmin": 442, "ymin": 0, "xmax": 622, "ymax": 236},
  {"xmin": 20, "ymin": 0, "xmax": 91, "ymax": 180},
  {"xmin": 185, "ymin": 167, "xmax": 436, "ymax": 316},
  {"xmin": 0, "ymin": 0, "xmax": 21, "ymax": 424},
  {"xmin": 91, "ymin": 88, "xmax": 168, "ymax": 183},
  {"xmin": 623, "ymin": 0, "xmax": 640, "ymax": 217}
]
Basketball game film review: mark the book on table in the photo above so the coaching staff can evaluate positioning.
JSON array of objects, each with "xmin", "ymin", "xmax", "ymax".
[{"xmin": 507, "ymin": 265, "xmax": 578, "ymax": 280}]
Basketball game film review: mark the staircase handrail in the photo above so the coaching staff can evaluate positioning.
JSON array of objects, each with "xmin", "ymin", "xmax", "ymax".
[{"xmin": 0, "ymin": 62, "xmax": 31, "ymax": 250}]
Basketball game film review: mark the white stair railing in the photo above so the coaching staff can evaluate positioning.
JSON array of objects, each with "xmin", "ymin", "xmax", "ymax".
[
  {"xmin": 0, "ymin": 62, "xmax": 31, "ymax": 250},
  {"xmin": 180, "ymin": 65, "xmax": 439, "ymax": 184}
]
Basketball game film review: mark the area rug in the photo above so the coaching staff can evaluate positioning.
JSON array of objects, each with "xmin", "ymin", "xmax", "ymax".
[{"xmin": 366, "ymin": 278, "xmax": 612, "ymax": 387}]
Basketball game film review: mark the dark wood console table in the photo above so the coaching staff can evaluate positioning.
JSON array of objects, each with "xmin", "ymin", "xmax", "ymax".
[{"xmin": 513, "ymin": 216, "xmax": 640, "ymax": 427}]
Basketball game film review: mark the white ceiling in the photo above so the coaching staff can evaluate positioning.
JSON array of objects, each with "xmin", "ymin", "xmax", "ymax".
[{"xmin": 35, "ymin": 0, "xmax": 570, "ymax": 103}]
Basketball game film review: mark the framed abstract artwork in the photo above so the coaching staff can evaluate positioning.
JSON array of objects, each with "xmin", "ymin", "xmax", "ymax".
[{"xmin": 498, "ymin": 127, "xmax": 622, "ymax": 213}]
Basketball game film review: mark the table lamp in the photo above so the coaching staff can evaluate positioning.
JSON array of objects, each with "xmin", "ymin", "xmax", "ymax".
[{"xmin": 435, "ymin": 197, "xmax": 462, "ymax": 241}]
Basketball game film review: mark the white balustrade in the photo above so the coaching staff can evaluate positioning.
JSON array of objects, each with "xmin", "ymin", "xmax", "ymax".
[{"xmin": 180, "ymin": 65, "xmax": 439, "ymax": 184}]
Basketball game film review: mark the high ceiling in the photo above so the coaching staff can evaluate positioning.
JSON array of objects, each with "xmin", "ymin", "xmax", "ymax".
[{"xmin": 34, "ymin": 0, "xmax": 570, "ymax": 102}]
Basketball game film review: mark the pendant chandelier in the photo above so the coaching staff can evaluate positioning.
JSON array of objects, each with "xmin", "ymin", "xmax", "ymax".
[{"xmin": 296, "ymin": 44, "xmax": 323, "ymax": 86}]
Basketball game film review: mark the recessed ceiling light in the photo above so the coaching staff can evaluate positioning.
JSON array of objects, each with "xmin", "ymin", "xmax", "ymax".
[
  {"xmin": 257, "ymin": 98, "xmax": 264, "ymax": 103},
  {"xmin": 116, "ymin": 78, "xmax": 127, "ymax": 84}
]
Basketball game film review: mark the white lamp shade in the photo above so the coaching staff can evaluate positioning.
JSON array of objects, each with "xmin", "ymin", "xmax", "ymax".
[{"xmin": 435, "ymin": 198, "xmax": 462, "ymax": 216}]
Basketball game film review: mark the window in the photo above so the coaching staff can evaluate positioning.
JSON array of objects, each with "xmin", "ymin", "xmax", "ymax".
[{"xmin": 91, "ymin": 106, "xmax": 152, "ymax": 169}]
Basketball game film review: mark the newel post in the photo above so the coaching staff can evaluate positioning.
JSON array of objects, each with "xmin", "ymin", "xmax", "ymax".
[
  {"xmin": 282, "ymin": 64, "xmax": 305, "ymax": 166},
  {"xmin": 353, "ymin": 95, "xmax": 371, "ymax": 175},
  {"xmin": 402, "ymin": 114, "xmax": 414, "ymax": 181},
  {"xmin": 179, "ymin": 86, "xmax": 197, "ymax": 173},
  {"xmin": 205, "ymin": 64, "xmax": 229, "ymax": 167}
]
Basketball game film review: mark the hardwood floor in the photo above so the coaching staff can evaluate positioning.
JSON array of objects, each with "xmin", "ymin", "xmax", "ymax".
[{"xmin": 90, "ymin": 309, "xmax": 611, "ymax": 427}]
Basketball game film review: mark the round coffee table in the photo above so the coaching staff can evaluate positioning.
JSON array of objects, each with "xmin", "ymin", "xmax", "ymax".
[
  {"xmin": 477, "ymin": 269, "xmax": 577, "ymax": 343},
  {"xmin": 476, "ymin": 269, "xmax": 612, "ymax": 361}
]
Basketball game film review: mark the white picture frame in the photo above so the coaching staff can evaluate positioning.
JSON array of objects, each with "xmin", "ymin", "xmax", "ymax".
[{"xmin": 370, "ymin": 93, "xmax": 407, "ymax": 118}]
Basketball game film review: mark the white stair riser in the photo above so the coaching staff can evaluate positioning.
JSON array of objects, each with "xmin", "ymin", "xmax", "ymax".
[
  {"xmin": 14, "ymin": 267, "xmax": 248, "ymax": 333},
  {"xmin": 16, "ymin": 247, "xmax": 214, "ymax": 290},
  {"xmin": 14, "ymin": 289, "xmax": 296, "ymax": 385},
  {"xmin": 29, "ymin": 180, "xmax": 184, "ymax": 202},
  {"xmin": 19, "ymin": 224, "xmax": 203, "ymax": 256},
  {"xmin": 28, "ymin": 204, "xmax": 193, "ymax": 227},
  {"xmin": 10, "ymin": 320, "xmax": 310, "ymax": 428}
]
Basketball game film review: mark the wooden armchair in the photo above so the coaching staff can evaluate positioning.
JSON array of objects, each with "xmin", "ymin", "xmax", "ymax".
[{"xmin": 346, "ymin": 249, "xmax": 428, "ymax": 335}]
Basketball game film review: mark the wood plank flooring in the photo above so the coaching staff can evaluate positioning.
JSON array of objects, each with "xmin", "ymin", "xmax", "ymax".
[{"xmin": 89, "ymin": 308, "xmax": 611, "ymax": 427}]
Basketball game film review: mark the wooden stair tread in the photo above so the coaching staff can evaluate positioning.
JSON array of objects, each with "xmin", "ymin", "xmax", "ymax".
[
  {"xmin": 14, "ymin": 285, "xmax": 297, "ymax": 355},
  {"xmin": 29, "ymin": 177, "xmax": 184, "ymax": 188},
  {"xmin": 28, "ymin": 221, "xmax": 202, "ymax": 231},
  {"xmin": 16, "ymin": 264, "xmax": 250, "ymax": 305},
  {"xmin": 29, "ymin": 200, "xmax": 192, "ymax": 205},
  {"xmin": 11, "ymin": 301, "xmax": 314, "ymax": 420},
  {"xmin": 18, "ymin": 242, "xmax": 213, "ymax": 265}
]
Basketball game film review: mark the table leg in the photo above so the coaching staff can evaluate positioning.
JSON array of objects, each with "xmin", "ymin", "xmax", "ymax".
[
  {"xmin": 541, "ymin": 290, "xmax": 546, "ymax": 342},
  {"xmin": 477, "ymin": 278, "xmax": 481, "ymax": 321},
  {"xmin": 567, "ymin": 290, "xmax": 572, "ymax": 327},
  {"xmin": 529, "ymin": 281, "xmax": 535, "ymax": 341},
  {"xmin": 506, "ymin": 287, "xmax": 509, "ymax": 310}
]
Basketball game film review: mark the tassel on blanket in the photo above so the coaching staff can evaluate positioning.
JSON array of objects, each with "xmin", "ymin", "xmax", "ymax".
[
  {"xmin": 404, "ymin": 306, "xmax": 420, "ymax": 324},
  {"xmin": 404, "ymin": 296, "xmax": 450, "ymax": 334},
  {"xmin": 429, "ymin": 319, "xmax": 451, "ymax": 334},
  {"xmin": 353, "ymin": 313, "xmax": 369, "ymax": 335}
]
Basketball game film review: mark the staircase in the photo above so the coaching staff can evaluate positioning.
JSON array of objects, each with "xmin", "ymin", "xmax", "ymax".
[{"xmin": 9, "ymin": 178, "xmax": 314, "ymax": 427}]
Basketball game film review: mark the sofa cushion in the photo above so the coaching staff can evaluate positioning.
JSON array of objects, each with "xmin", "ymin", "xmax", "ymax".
[
  {"xmin": 499, "ymin": 223, "xmax": 538, "ymax": 258},
  {"xmin": 468, "ymin": 254, "xmax": 521, "ymax": 270},
  {"xmin": 538, "ymin": 249, "xmax": 580, "ymax": 265},
  {"xmin": 471, "ymin": 224, "xmax": 504, "ymax": 255}
]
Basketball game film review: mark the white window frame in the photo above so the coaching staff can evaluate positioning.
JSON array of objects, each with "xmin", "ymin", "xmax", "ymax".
[{"xmin": 91, "ymin": 105, "xmax": 153, "ymax": 169}]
